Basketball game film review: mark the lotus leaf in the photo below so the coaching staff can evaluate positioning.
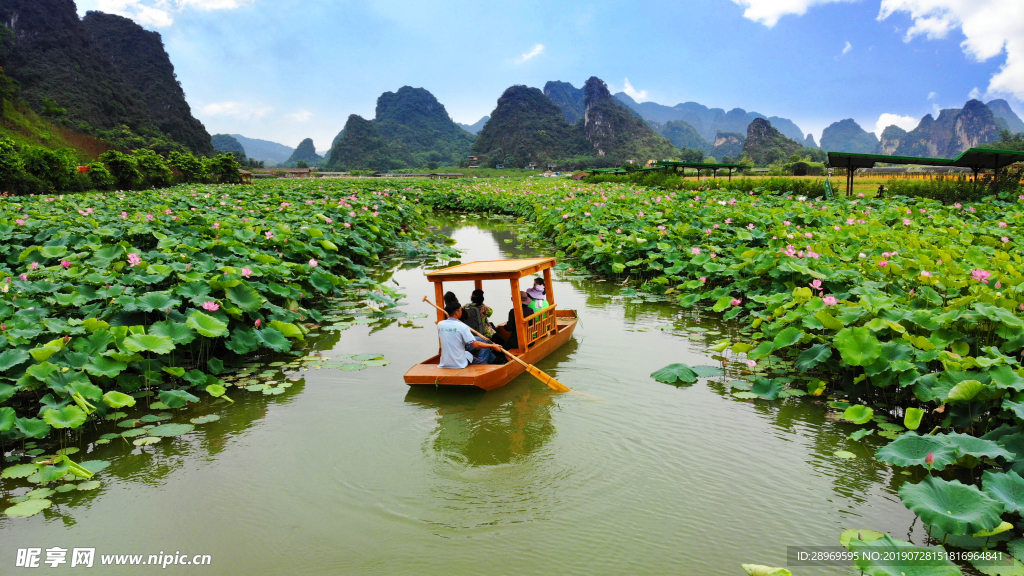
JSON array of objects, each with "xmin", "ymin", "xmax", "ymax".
[
  {"xmin": 225, "ymin": 284, "xmax": 264, "ymax": 312},
  {"xmin": 190, "ymin": 414, "xmax": 220, "ymax": 424},
  {"xmin": 76, "ymin": 481, "xmax": 102, "ymax": 490},
  {"xmin": 983, "ymin": 470, "xmax": 1024, "ymax": 514},
  {"xmin": 0, "ymin": 348, "xmax": 30, "ymax": 372},
  {"xmin": 84, "ymin": 356, "xmax": 128, "ymax": 378},
  {"xmin": 149, "ymin": 321, "xmax": 197, "ymax": 345},
  {"xmin": 898, "ymin": 476, "xmax": 1003, "ymax": 535},
  {"xmin": 255, "ymin": 328, "xmax": 291, "ymax": 352},
  {"xmin": 147, "ymin": 423, "xmax": 194, "ymax": 437},
  {"xmin": 848, "ymin": 534, "xmax": 962, "ymax": 576},
  {"xmin": 123, "ymin": 334, "xmax": 175, "ymax": 355},
  {"xmin": 905, "ymin": 407, "xmax": 925, "ymax": 431},
  {"xmin": 876, "ymin": 433, "xmax": 957, "ymax": 470},
  {"xmin": 834, "ymin": 327, "xmax": 881, "ymax": 366},
  {"xmin": 186, "ymin": 311, "xmax": 229, "ymax": 338},
  {"xmin": 133, "ymin": 437, "xmax": 161, "ymax": 446},
  {"xmin": 740, "ymin": 566, "xmax": 791, "ymax": 576},
  {"xmin": 839, "ymin": 529, "xmax": 887, "ymax": 548},
  {"xmin": 78, "ymin": 460, "xmax": 110, "ymax": 474},
  {"xmin": 843, "ymin": 405, "xmax": 874, "ymax": 424},
  {"xmin": 650, "ymin": 364, "xmax": 699, "ymax": 385},
  {"xmin": 2, "ymin": 463, "xmax": 39, "ymax": 479},
  {"xmin": 834, "ymin": 450, "xmax": 856, "ymax": 459},
  {"xmin": 848, "ymin": 429, "xmax": 874, "ymax": 441},
  {"xmin": 4, "ymin": 499, "xmax": 52, "ymax": 517},
  {"xmin": 0, "ymin": 407, "xmax": 14, "ymax": 432},
  {"xmin": 159, "ymin": 389, "xmax": 200, "ymax": 409},
  {"xmin": 750, "ymin": 378, "xmax": 783, "ymax": 400},
  {"xmin": 42, "ymin": 406, "xmax": 87, "ymax": 429},
  {"xmin": 941, "ymin": 433, "xmax": 1014, "ymax": 460},
  {"xmin": 26, "ymin": 488, "xmax": 55, "ymax": 499}
]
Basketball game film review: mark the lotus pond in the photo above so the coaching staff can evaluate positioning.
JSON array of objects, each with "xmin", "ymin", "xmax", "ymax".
[{"xmin": 3, "ymin": 178, "xmax": 1024, "ymax": 574}]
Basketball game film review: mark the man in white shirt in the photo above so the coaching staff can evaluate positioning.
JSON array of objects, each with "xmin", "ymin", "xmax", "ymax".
[{"xmin": 437, "ymin": 302, "xmax": 503, "ymax": 368}]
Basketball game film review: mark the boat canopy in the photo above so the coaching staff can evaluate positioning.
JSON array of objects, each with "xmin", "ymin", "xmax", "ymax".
[{"xmin": 426, "ymin": 258, "xmax": 556, "ymax": 282}]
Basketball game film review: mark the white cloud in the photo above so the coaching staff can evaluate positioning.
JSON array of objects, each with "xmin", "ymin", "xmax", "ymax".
[
  {"xmin": 515, "ymin": 44, "xmax": 545, "ymax": 64},
  {"xmin": 622, "ymin": 78, "xmax": 649, "ymax": 102},
  {"xmin": 78, "ymin": 0, "xmax": 252, "ymax": 28},
  {"xmin": 875, "ymin": 112, "xmax": 919, "ymax": 134},
  {"xmin": 927, "ymin": 91, "xmax": 938, "ymax": 100},
  {"xmin": 729, "ymin": 0, "xmax": 856, "ymax": 27},
  {"xmin": 287, "ymin": 110, "xmax": 313, "ymax": 122},
  {"xmin": 879, "ymin": 0, "xmax": 1024, "ymax": 99},
  {"xmin": 968, "ymin": 87, "xmax": 983, "ymax": 100},
  {"xmin": 200, "ymin": 101, "xmax": 273, "ymax": 120},
  {"xmin": 841, "ymin": 41, "xmax": 853, "ymax": 55}
]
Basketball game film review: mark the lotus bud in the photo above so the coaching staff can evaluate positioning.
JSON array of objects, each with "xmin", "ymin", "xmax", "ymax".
[
  {"xmin": 254, "ymin": 319, "xmax": 261, "ymax": 327},
  {"xmin": 925, "ymin": 452, "xmax": 934, "ymax": 466}
]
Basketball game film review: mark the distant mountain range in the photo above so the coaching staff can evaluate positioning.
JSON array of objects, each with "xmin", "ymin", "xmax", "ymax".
[
  {"xmin": 819, "ymin": 99, "xmax": 1024, "ymax": 158},
  {"xmin": 231, "ymin": 135, "xmax": 295, "ymax": 164},
  {"xmin": 457, "ymin": 116, "xmax": 489, "ymax": 135}
]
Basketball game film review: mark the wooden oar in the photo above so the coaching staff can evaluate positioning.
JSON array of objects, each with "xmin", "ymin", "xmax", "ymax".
[{"xmin": 422, "ymin": 296, "xmax": 571, "ymax": 393}]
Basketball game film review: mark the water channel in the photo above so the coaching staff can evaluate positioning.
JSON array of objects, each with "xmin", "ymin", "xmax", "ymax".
[{"xmin": 0, "ymin": 215, "xmax": 924, "ymax": 575}]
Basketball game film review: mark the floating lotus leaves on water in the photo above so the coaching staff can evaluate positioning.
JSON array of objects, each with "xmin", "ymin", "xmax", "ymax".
[
  {"xmin": 79, "ymin": 460, "xmax": 110, "ymax": 474},
  {"xmin": 4, "ymin": 498, "xmax": 52, "ymax": 517},
  {"xmin": 876, "ymin": 433, "xmax": 958, "ymax": 470},
  {"xmin": 147, "ymin": 423, "xmax": 194, "ymax": 437},
  {"xmin": 732, "ymin": 391, "xmax": 761, "ymax": 399},
  {"xmin": 120, "ymin": 429, "xmax": 148, "ymax": 438},
  {"xmin": 843, "ymin": 405, "xmax": 874, "ymax": 425},
  {"xmin": 982, "ymin": 471, "xmax": 1024, "ymax": 514},
  {"xmin": 190, "ymin": 414, "xmax": 220, "ymax": 424},
  {"xmin": 2, "ymin": 464, "xmax": 39, "ymax": 479},
  {"xmin": 139, "ymin": 413, "xmax": 171, "ymax": 423},
  {"xmin": 878, "ymin": 422, "xmax": 904, "ymax": 433},
  {"xmin": 690, "ymin": 365, "xmax": 725, "ymax": 378},
  {"xmin": 833, "ymin": 327, "xmax": 881, "ymax": 366},
  {"xmin": 133, "ymin": 437, "xmax": 162, "ymax": 446},
  {"xmin": 361, "ymin": 359, "xmax": 390, "ymax": 367},
  {"xmin": 98, "ymin": 433, "xmax": 119, "ymax": 440},
  {"xmin": 352, "ymin": 353, "xmax": 385, "ymax": 361},
  {"xmin": 159, "ymin": 389, "xmax": 200, "ymax": 409},
  {"xmin": 740, "ymin": 565, "xmax": 791, "ymax": 576},
  {"xmin": 340, "ymin": 363, "xmax": 367, "ymax": 371},
  {"xmin": 262, "ymin": 387, "xmax": 285, "ymax": 395},
  {"xmin": 206, "ymin": 384, "xmax": 227, "ymax": 397},
  {"xmin": 834, "ymin": 450, "xmax": 856, "ymax": 459},
  {"xmin": 899, "ymin": 476, "xmax": 1004, "ymax": 535},
  {"xmin": 42, "ymin": 405, "xmax": 87, "ymax": 429},
  {"xmin": 750, "ymin": 378, "xmax": 784, "ymax": 400},
  {"xmin": 55, "ymin": 484, "xmax": 77, "ymax": 493},
  {"xmin": 76, "ymin": 481, "xmax": 102, "ymax": 491},
  {"xmin": 26, "ymin": 488, "xmax": 55, "ymax": 499},
  {"xmin": 650, "ymin": 363, "xmax": 699, "ymax": 385},
  {"xmin": 38, "ymin": 460, "xmax": 71, "ymax": 483},
  {"xmin": 905, "ymin": 407, "xmax": 925, "ymax": 431},
  {"xmin": 848, "ymin": 534, "xmax": 962, "ymax": 576},
  {"xmin": 848, "ymin": 429, "xmax": 875, "ymax": 441},
  {"xmin": 839, "ymin": 528, "xmax": 887, "ymax": 548},
  {"xmin": 942, "ymin": 433, "xmax": 1014, "ymax": 460}
]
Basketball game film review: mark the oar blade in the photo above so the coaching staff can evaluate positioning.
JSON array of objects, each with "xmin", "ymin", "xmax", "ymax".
[{"xmin": 525, "ymin": 364, "xmax": 570, "ymax": 392}]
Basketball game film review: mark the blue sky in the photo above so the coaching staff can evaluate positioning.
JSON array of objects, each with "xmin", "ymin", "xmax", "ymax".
[{"xmin": 76, "ymin": 0, "xmax": 1024, "ymax": 154}]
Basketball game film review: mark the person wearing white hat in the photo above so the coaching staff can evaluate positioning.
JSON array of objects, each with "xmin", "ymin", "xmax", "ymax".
[{"xmin": 526, "ymin": 277, "xmax": 548, "ymax": 317}]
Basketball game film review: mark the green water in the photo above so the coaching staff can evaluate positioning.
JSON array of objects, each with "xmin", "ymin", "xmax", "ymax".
[{"xmin": 1, "ymin": 216, "xmax": 923, "ymax": 575}]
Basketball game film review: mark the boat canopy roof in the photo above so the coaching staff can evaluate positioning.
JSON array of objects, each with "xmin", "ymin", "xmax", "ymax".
[{"xmin": 426, "ymin": 258, "xmax": 556, "ymax": 282}]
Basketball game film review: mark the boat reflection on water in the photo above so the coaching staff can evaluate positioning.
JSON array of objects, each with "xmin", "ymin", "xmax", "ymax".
[{"xmin": 404, "ymin": 338, "xmax": 579, "ymax": 467}]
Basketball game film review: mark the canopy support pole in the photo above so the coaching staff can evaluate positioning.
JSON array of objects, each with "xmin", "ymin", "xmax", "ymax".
[{"xmin": 511, "ymin": 278, "xmax": 526, "ymax": 354}]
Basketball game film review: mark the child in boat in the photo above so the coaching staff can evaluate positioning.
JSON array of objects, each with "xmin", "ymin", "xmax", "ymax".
[{"xmin": 437, "ymin": 302, "xmax": 502, "ymax": 368}]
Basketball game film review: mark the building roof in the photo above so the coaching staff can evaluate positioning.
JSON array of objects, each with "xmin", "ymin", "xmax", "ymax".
[
  {"xmin": 828, "ymin": 147, "xmax": 1024, "ymax": 171},
  {"xmin": 653, "ymin": 161, "xmax": 747, "ymax": 169},
  {"xmin": 426, "ymin": 258, "xmax": 555, "ymax": 282}
]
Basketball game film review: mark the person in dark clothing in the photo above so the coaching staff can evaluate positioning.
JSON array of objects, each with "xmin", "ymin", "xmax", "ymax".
[{"xmin": 503, "ymin": 291, "xmax": 536, "ymax": 350}]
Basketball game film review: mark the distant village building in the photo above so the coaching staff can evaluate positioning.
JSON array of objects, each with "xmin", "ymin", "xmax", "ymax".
[
  {"xmin": 467, "ymin": 156, "xmax": 480, "ymax": 168},
  {"xmin": 525, "ymin": 162, "xmax": 538, "ymax": 170}
]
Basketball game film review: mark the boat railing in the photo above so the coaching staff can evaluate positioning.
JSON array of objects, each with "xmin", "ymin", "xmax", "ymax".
[{"xmin": 522, "ymin": 304, "xmax": 559, "ymax": 348}]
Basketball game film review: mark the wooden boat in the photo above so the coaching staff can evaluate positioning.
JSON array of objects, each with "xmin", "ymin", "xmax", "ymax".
[{"xmin": 404, "ymin": 257, "xmax": 578, "ymax": 391}]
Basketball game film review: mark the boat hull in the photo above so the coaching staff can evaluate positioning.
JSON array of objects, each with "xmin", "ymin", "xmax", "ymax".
[{"xmin": 404, "ymin": 317, "xmax": 577, "ymax": 391}]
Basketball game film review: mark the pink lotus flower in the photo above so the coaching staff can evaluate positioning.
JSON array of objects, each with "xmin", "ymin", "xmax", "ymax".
[
  {"xmin": 878, "ymin": 260, "xmax": 888, "ymax": 267},
  {"xmin": 616, "ymin": 229, "xmax": 623, "ymax": 233},
  {"xmin": 971, "ymin": 269, "xmax": 992, "ymax": 283},
  {"xmin": 325, "ymin": 218, "xmax": 333, "ymax": 224},
  {"xmin": 213, "ymin": 222, "xmax": 220, "ymax": 229},
  {"xmin": 280, "ymin": 202, "xmax": 291, "ymax": 207},
  {"xmin": 241, "ymin": 267, "xmax": 252, "ymax": 278},
  {"xmin": 127, "ymin": 253, "xmax": 141, "ymax": 267},
  {"xmin": 19, "ymin": 274, "xmax": 26, "ymax": 281},
  {"xmin": 638, "ymin": 212, "xmax": 645, "ymax": 218},
  {"xmin": 60, "ymin": 260, "xmax": 71, "ymax": 269},
  {"xmin": 15, "ymin": 219, "xmax": 25, "ymax": 226},
  {"xmin": 823, "ymin": 295, "xmax": 838, "ymax": 306},
  {"xmin": 146, "ymin": 214, "xmax": 154, "ymax": 221},
  {"xmin": 1003, "ymin": 237, "xmax": 1010, "ymax": 243},
  {"xmin": 731, "ymin": 298, "xmax": 742, "ymax": 306},
  {"xmin": 309, "ymin": 259, "xmax": 318, "ymax": 267},
  {"xmin": 954, "ymin": 203, "xmax": 962, "ymax": 209},
  {"xmin": 903, "ymin": 219, "xmax": 912, "ymax": 225},
  {"xmin": 29, "ymin": 261, "xmax": 38, "ymax": 270},
  {"xmin": 254, "ymin": 319, "xmax": 261, "ymax": 327},
  {"xmin": 921, "ymin": 270, "xmax": 932, "ymax": 277},
  {"xmin": 783, "ymin": 220, "xmax": 791, "ymax": 226},
  {"xmin": 344, "ymin": 222, "xmax": 351, "ymax": 228},
  {"xmin": 999, "ymin": 222, "xmax": 1008, "ymax": 228},
  {"xmin": 747, "ymin": 223, "xmax": 755, "ymax": 230},
  {"xmin": 996, "ymin": 281, "xmax": 1002, "ymax": 288},
  {"xmin": 725, "ymin": 218, "xmax": 733, "ymax": 224},
  {"xmin": 925, "ymin": 452, "xmax": 934, "ymax": 466},
  {"xmin": 202, "ymin": 301, "xmax": 220, "ymax": 311},
  {"xmin": 699, "ymin": 277, "xmax": 707, "ymax": 283},
  {"xmin": 746, "ymin": 359, "xmax": 757, "ymax": 368},
  {"xmin": 691, "ymin": 247, "xmax": 701, "ymax": 255},
  {"xmin": 265, "ymin": 231, "xmax": 274, "ymax": 239},
  {"xmin": 809, "ymin": 279, "xmax": 823, "ymax": 290}
]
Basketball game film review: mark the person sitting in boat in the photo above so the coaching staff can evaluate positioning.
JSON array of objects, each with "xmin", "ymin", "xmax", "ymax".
[
  {"xmin": 438, "ymin": 302, "xmax": 502, "ymax": 368},
  {"xmin": 463, "ymin": 289, "xmax": 494, "ymax": 336},
  {"xmin": 501, "ymin": 291, "xmax": 536, "ymax": 350},
  {"xmin": 526, "ymin": 278, "xmax": 548, "ymax": 317}
]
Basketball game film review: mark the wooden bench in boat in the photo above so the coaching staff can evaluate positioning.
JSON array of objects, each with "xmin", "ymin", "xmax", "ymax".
[{"xmin": 404, "ymin": 258, "xmax": 578, "ymax": 391}]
